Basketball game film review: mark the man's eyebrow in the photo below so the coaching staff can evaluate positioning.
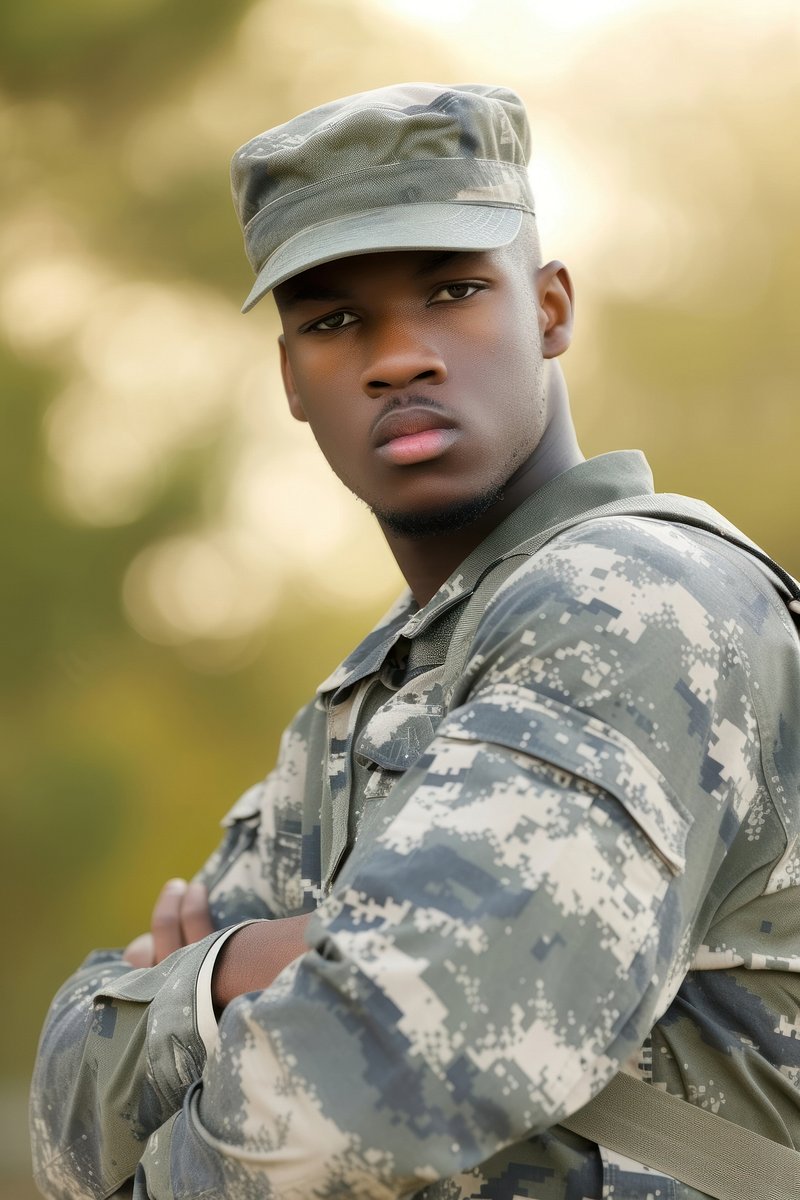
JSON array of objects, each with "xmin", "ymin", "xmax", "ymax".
[
  {"xmin": 277, "ymin": 250, "xmax": 476, "ymax": 307},
  {"xmin": 413, "ymin": 251, "xmax": 464, "ymax": 277},
  {"xmin": 277, "ymin": 282, "xmax": 350, "ymax": 309}
]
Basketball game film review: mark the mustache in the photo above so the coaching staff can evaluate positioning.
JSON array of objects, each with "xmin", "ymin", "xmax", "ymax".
[{"xmin": 371, "ymin": 392, "xmax": 446, "ymax": 436}]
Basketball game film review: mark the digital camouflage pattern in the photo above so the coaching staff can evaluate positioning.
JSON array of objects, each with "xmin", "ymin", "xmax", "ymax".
[
  {"xmin": 231, "ymin": 84, "xmax": 535, "ymax": 311},
  {"xmin": 31, "ymin": 452, "xmax": 800, "ymax": 1199}
]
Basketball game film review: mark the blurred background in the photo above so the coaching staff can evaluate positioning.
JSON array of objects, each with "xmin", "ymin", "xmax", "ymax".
[{"xmin": 2, "ymin": 0, "xmax": 798, "ymax": 1194}]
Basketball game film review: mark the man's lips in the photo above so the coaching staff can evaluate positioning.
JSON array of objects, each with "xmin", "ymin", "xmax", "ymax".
[{"xmin": 372, "ymin": 407, "xmax": 459, "ymax": 466}]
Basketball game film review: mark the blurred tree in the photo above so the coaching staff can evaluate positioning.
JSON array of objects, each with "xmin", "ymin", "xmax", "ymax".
[{"xmin": 0, "ymin": 0, "xmax": 444, "ymax": 1114}]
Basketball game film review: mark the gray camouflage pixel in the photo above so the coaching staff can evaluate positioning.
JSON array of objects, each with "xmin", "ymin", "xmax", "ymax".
[{"xmin": 31, "ymin": 452, "xmax": 800, "ymax": 1199}]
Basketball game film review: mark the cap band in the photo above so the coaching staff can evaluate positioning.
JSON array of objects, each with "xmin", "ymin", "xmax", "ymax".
[{"xmin": 243, "ymin": 156, "xmax": 534, "ymax": 274}]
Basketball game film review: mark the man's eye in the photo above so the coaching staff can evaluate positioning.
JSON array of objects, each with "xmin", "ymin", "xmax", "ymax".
[
  {"xmin": 309, "ymin": 310, "xmax": 357, "ymax": 331},
  {"xmin": 430, "ymin": 282, "xmax": 482, "ymax": 303}
]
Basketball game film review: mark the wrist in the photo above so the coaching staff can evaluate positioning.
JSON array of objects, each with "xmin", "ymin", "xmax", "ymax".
[{"xmin": 211, "ymin": 913, "xmax": 313, "ymax": 1015}]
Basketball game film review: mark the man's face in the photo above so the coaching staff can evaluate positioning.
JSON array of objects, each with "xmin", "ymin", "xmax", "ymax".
[{"xmin": 275, "ymin": 245, "xmax": 556, "ymax": 536}]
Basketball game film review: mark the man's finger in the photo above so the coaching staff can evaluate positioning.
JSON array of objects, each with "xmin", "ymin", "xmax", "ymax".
[
  {"xmin": 123, "ymin": 932, "xmax": 155, "ymax": 968},
  {"xmin": 180, "ymin": 880, "xmax": 215, "ymax": 944},
  {"xmin": 151, "ymin": 878, "xmax": 188, "ymax": 963}
]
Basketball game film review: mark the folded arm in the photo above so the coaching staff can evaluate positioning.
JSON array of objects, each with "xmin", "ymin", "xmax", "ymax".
[
  {"xmin": 132, "ymin": 728, "xmax": 713, "ymax": 1199},
  {"xmin": 130, "ymin": 521, "xmax": 764, "ymax": 1198},
  {"xmin": 31, "ymin": 706, "xmax": 316, "ymax": 1200},
  {"xmin": 32, "ymin": 520, "xmax": 765, "ymax": 1199}
]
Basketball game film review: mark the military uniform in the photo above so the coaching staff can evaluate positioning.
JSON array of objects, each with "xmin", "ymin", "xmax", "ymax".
[{"xmin": 31, "ymin": 451, "xmax": 800, "ymax": 1199}]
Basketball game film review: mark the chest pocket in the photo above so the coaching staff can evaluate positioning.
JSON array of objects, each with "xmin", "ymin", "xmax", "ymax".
[{"xmin": 355, "ymin": 671, "xmax": 446, "ymax": 802}]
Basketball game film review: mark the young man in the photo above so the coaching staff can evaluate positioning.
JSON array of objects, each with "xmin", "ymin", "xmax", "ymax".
[{"xmin": 31, "ymin": 84, "xmax": 800, "ymax": 1200}]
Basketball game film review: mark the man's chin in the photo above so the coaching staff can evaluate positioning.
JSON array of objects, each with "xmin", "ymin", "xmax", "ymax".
[{"xmin": 371, "ymin": 485, "xmax": 504, "ymax": 539}]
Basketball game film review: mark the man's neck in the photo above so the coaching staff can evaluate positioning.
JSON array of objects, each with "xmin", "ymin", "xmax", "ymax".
[{"xmin": 381, "ymin": 401, "xmax": 584, "ymax": 607}]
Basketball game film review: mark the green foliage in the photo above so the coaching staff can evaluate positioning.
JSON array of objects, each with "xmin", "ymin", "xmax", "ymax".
[{"xmin": 0, "ymin": 0, "xmax": 254, "ymax": 104}]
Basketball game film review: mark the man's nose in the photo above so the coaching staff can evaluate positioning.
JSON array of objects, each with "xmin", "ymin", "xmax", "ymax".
[{"xmin": 360, "ymin": 323, "xmax": 447, "ymax": 396}]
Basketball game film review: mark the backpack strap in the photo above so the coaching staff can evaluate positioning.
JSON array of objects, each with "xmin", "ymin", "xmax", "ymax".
[
  {"xmin": 561, "ymin": 1072, "xmax": 800, "ymax": 1200},
  {"xmin": 447, "ymin": 495, "xmax": 800, "ymax": 681}
]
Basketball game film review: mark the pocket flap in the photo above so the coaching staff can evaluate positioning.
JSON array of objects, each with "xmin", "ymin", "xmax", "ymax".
[
  {"xmin": 440, "ymin": 687, "xmax": 692, "ymax": 874},
  {"xmin": 356, "ymin": 702, "xmax": 443, "ymax": 771}
]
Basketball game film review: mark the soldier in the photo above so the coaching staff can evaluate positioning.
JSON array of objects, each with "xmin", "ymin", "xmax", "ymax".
[{"xmin": 30, "ymin": 84, "xmax": 800, "ymax": 1200}]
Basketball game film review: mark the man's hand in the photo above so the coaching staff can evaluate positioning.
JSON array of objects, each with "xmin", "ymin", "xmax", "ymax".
[
  {"xmin": 123, "ymin": 878, "xmax": 216, "ymax": 968},
  {"xmin": 122, "ymin": 879, "xmax": 315, "ymax": 1015}
]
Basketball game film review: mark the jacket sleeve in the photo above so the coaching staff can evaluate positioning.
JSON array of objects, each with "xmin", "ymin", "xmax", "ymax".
[
  {"xmin": 194, "ymin": 710, "xmax": 317, "ymax": 926},
  {"xmin": 30, "ymin": 703, "xmax": 315, "ymax": 1200},
  {"xmin": 122, "ymin": 519, "xmax": 778, "ymax": 1199},
  {"xmin": 30, "ymin": 932, "xmax": 230, "ymax": 1200}
]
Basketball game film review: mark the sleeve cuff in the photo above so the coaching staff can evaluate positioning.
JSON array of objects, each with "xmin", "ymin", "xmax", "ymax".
[{"xmin": 195, "ymin": 920, "xmax": 260, "ymax": 1057}]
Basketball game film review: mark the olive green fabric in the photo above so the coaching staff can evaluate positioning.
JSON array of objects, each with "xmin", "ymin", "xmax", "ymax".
[
  {"xmin": 231, "ymin": 83, "xmax": 535, "ymax": 311},
  {"xmin": 563, "ymin": 1072, "xmax": 800, "ymax": 1200}
]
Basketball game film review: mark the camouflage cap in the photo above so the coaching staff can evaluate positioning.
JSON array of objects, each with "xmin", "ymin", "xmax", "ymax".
[{"xmin": 231, "ymin": 83, "xmax": 536, "ymax": 312}]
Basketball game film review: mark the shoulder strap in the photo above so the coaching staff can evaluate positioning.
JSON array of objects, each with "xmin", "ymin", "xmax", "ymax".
[
  {"xmin": 506, "ymin": 491, "xmax": 800, "ymax": 612},
  {"xmin": 448, "ymin": 496, "xmax": 800, "ymax": 681},
  {"xmin": 562, "ymin": 1072, "xmax": 800, "ymax": 1200}
]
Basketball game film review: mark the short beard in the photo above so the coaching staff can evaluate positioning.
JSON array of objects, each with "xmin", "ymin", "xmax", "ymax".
[{"xmin": 371, "ymin": 482, "xmax": 505, "ymax": 538}]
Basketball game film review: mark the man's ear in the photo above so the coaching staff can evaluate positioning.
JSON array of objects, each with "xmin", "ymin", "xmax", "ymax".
[
  {"xmin": 278, "ymin": 336, "xmax": 307, "ymax": 422},
  {"xmin": 536, "ymin": 261, "xmax": 574, "ymax": 359}
]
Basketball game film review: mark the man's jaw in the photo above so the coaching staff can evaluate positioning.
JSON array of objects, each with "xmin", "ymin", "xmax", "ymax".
[{"xmin": 370, "ymin": 482, "xmax": 506, "ymax": 539}]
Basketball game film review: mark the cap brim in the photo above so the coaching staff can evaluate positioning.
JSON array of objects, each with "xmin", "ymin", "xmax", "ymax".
[{"xmin": 241, "ymin": 203, "xmax": 523, "ymax": 313}]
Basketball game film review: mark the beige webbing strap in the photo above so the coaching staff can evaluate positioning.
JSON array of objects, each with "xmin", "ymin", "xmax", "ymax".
[{"xmin": 561, "ymin": 1072, "xmax": 800, "ymax": 1200}]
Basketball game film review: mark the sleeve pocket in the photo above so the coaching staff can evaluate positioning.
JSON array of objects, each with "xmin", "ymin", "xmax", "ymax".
[{"xmin": 438, "ymin": 685, "xmax": 692, "ymax": 875}]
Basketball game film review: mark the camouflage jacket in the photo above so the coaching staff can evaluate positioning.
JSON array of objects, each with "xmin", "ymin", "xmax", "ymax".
[{"xmin": 31, "ymin": 451, "xmax": 800, "ymax": 1200}]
